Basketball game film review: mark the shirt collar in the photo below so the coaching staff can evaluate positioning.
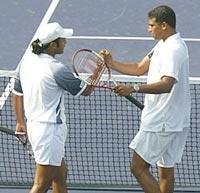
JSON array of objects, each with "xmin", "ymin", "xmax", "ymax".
[
  {"xmin": 163, "ymin": 32, "xmax": 180, "ymax": 43},
  {"xmin": 39, "ymin": 53, "xmax": 54, "ymax": 59}
]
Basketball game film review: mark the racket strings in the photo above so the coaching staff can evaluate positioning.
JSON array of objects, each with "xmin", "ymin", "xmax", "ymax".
[
  {"xmin": 76, "ymin": 53, "xmax": 99, "ymax": 73},
  {"xmin": 86, "ymin": 55, "xmax": 111, "ymax": 87},
  {"xmin": 72, "ymin": 49, "xmax": 114, "ymax": 89},
  {"xmin": 74, "ymin": 53, "xmax": 92, "ymax": 73},
  {"xmin": 74, "ymin": 51, "xmax": 107, "ymax": 86},
  {"xmin": 88, "ymin": 63, "xmax": 107, "ymax": 86}
]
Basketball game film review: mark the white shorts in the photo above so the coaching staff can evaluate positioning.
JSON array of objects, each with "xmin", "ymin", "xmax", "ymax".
[
  {"xmin": 129, "ymin": 128, "xmax": 189, "ymax": 167},
  {"xmin": 27, "ymin": 122, "xmax": 68, "ymax": 166}
]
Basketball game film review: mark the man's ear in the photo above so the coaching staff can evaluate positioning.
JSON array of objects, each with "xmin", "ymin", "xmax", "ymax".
[
  {"xmin": 49, "ymin": 41, "xmax": 57, "ymax": 49},
  {"xmin": 161, "ymin": 22, "xmax": 168, "ymax": 30}
]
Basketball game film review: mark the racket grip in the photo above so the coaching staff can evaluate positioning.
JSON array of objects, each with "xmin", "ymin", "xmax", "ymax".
[{"xmin": 125, "ymin": 95, "xmax": 144, "ymax": 110}]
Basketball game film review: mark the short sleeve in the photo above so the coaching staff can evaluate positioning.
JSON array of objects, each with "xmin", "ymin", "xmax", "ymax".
[
  {"xmin": 50, "ymin": 61, "xmax": 83, "ymax": 95},
  {"xmin": 160, "ymin": 47, "xmax": 181, "ymax": 81},
  {"xmin": 12, "ymin": 78, "xmax": 23, "ymax": 96},
  {"xmin": 148, "ymin": 50, "xmax": 154, "ymax": 59}
]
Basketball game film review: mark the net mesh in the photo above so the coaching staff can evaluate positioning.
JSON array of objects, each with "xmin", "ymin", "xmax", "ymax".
[{"xmin": 0, "ymin": 71, "xmax": 200, "ymax": 190}]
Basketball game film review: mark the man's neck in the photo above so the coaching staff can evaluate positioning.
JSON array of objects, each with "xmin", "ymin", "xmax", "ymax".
[
  {"xmin": 162, "ymin": 29, "xmax": 176, "ymax": 41},
  {"xmin": 43, "ymin": 49, "xmax": 56, "ymax": 57}
]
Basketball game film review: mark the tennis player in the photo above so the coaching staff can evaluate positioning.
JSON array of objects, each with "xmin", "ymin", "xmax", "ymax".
[
  {"xmin": 12, "ymin": 22, "xmax": 94, "ymax": 193},
  {"xmin": 100, "ymin": 5, "xmax": 190, "ymax": 193}
]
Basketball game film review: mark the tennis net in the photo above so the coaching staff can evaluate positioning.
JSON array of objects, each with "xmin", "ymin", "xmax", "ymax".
[{"xmin": 0, "ymin": 70, "xmax": 199, "ymax": 191}]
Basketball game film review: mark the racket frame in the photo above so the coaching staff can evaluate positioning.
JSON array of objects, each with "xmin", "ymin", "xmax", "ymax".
[{"xmin": 72, "ymin": 48, "xmax": 108, "ymax": 87}]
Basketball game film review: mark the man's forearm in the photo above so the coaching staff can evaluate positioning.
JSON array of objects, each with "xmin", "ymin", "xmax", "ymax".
[{"xmin": 12, "ymin": 94, "xmax": 25, "ymax": 124}]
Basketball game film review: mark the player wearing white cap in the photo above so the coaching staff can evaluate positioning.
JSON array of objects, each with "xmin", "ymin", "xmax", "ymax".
[{"xmin": 12, "ymin": 22, "xmax": 93, "ymax": 193}]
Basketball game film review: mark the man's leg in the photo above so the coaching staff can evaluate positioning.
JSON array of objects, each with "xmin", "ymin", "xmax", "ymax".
[
  {"xmin": 29, "ymin": 161, "xmax": 67, "ymax": 193},
  {"xmin": 51, "ymin": 159, "xmax": 68, "ymax": 193},
  {"xmin": 131, "ymin": 152, "xmax": 161, "ymax": 193},
  {"xmin": 158, "ymin": 166, "xmax": 174, "ymax": 193}
]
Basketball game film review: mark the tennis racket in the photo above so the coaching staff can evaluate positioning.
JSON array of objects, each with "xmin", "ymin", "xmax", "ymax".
[
  {"xmin": 0, "ymin": 126, "xmax": 34, "ymax": 157},
  {"xmin": 72, "ymin": 48, "xmax": 144, "ymax": 110}
]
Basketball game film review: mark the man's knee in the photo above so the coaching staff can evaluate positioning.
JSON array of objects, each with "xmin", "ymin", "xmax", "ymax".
[
  {"xmin": 131, "ymin": 160, "xmax": 142, "ymax": 177},
  {"xmin": 159, "ymin": 167, "xmax": 174, "ymax": 181},
  {"xmin": 51, "ymin": 164, "xmax": 67, "ymax": 193},
  {"xmin": 53, "ymin": 162, "xmax": 68, "ymax": 183},
  {"xmin": 130, "ymin": 153, "xmax": 150, "ymax": 179},
  {"xmin": 31, "ymin": 180, "xmax": 51, "ymax": 193}
]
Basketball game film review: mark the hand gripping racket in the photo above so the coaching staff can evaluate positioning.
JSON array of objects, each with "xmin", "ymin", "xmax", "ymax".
[
  {"xmin": 71, "ymin": 48, "xmax": 144, "ymax": 110},
  {"xmin": 0, "ymin": 126, "xmax": 34, "ymax": 157}
]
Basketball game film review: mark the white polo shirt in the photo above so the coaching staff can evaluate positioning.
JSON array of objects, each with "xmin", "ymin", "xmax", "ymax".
[
  {"xmin": 13, "ymin": 53, "xmax": 86, "ymax": 124},
  {"xmin": 140, "ymin": 33, "xmax": 191, "ymax": 132}
]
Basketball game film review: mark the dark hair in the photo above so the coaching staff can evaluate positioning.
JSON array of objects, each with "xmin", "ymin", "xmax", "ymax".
[
  {"xmin": 148, "ymin": 5, "xmax": 176, "ymax": 28},
  {"xmin": 31, "ymin": 38, "xmax": 60, "ymax": 55}
]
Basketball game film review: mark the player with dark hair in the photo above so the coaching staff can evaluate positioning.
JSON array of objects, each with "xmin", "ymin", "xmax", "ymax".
[
  {"xmin": 100, "ymin": 5, "xmax": 190, "ymax": 193},
  {"xmin": 12, "ymin": 22, "xmax": 94, "ymax": 193}
]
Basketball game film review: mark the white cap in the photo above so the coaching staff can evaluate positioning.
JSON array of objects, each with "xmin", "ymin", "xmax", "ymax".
[{"xmin": 37, "ymin": 22, "xmax": 73, "ymax": 44}]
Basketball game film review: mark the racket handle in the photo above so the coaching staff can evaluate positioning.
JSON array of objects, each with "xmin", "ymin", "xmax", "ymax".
[{"xmin": 125, "ymin": 95, "xmax": 144, "ymax": 110}]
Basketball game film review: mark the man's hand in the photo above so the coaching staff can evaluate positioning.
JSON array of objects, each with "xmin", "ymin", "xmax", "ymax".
[
  {"xmin": 112, "ymin": 84, "xmax": 134, "ymax": 96},
  {"xmin": 99, "ymin": 49, "xmax": 113, "ymax": 68},
  {"xmin": 15, "ymin": 122, "xmax": 27, "ymax": 134}
]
